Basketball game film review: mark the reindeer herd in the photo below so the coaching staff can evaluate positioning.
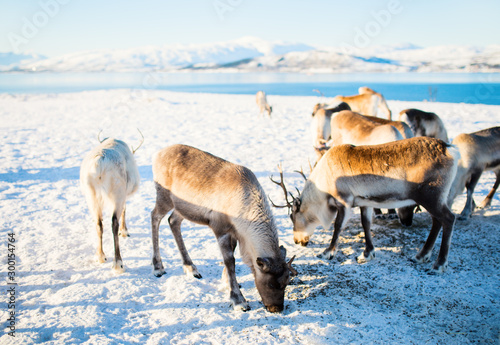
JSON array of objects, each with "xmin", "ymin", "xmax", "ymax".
[{"xmin": 79, "ymin": 88, "xmax": 500, "ymax": 313}]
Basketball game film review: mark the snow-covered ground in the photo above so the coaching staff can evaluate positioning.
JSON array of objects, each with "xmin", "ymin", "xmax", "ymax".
[{"xmin": 0, "ymin": 89, "xmax": 499, "ymax": 344}]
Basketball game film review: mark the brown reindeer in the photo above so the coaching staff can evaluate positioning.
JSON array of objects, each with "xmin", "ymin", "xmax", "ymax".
[
  {"xmin": 273, "ymin": 137, "xmax": 459, "ymax": 274},
  {"xmin": 448, "ymin": 126, "xmax": 500, "ymax": 220},
  {"xmin": 151, "ymin": 144, "xmax": 296, "ymax": 312},
  {"xmin": 332, "ymin": 87, "xmax": 392, "ymax": 120}
]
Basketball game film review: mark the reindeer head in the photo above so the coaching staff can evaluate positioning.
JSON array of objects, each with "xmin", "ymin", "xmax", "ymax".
[
  {"xmin": 254, "ymin": 246, "xmax": 297, "ymax": 313},
  {"xmin": 269, "ymin": 164, "xmax": 325, "ymax": 247}
]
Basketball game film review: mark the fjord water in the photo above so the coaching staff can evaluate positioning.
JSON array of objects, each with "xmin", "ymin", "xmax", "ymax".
[{"xmin": 1, "ymin": 72, "xmax": 499, "ymax": 105}]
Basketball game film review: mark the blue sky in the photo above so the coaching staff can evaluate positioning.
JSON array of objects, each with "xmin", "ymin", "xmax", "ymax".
[{"xmin": 1, "ymin": 0, "xmax": 499, "ymax": 56}]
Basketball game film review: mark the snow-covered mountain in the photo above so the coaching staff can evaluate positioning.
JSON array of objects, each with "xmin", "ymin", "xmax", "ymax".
[
  {"xmin": 0, "ymin": 52, "xmax": 46, "ymax": 71},
  {"xmin": 1, "ymin": 37, "xmax": 499, "ymax": 73}
]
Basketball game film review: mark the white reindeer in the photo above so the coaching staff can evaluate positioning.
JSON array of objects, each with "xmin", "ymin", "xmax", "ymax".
[
  {"xmin": 448, "ymin": 126, "xmax": 500, "ymax": 220},
  {"xmin": 398, "ymin": 108, "xmax": 449, "ymax": 142},
  {"xmin": 256, "ymin": 91, "xmax": 272, "ymax": 117},
  {"xmin": 274, "ymin": 137, "xmax": 459, "ymax": 274},
  {"xmin": 80, "ymin": 133, "xmax": 143, "ymax": 273},
  {"xmin": 310, "ymin": 101, "xmax": 351, "ymax": 148},
  {"xmin": 150, "ymin": 144, "xmax": 296, "ymax": 313}
]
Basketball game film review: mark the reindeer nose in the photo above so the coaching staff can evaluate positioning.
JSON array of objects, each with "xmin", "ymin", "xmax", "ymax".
[
  {"xmin": 266, "ymin": 304, "xmax": 284, "ymax": 313},
  {"xmin": 294, "ymin": 235, "xmax": 309, "ymax": 247}
]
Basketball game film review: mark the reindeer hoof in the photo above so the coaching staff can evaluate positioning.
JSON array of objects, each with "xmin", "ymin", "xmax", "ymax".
[
  {"xmin": 317, "ymin": 250, "xmax": 334, "ymax": 260},
  {"xmin": 414, "ymin": 252, "xmax": 432, "ymax": 264},
  {"xmin": 112, "ymin": 260, "xmax": 125, "ymax": 274},
  {"xmin": 457, "ymin": 214, "xmax": 470, "ymax": 221},
  {"xmin": 232, "ymin": 301, "xmax": 250, "ymax": 312},
  {"xmin": 153, "ymin": 268, "xmax": 165, "ymax": 277},
  {"xmin": 96, "ymin": 254, "xmax": 107, "ymax": 264},
  {"xmin": 183, "ymin": 265, "xmax": 202, "ymax": 279},
  {"xmin": 119, "ymin": 229, "xmax": 130, "ymax": 237},
  {"xmin": 429, "ymin": 262, "xmax": 448, "ymax": 275},
  {"xmin": 357, "ymin": 251, "xmax": 375, "ymax": 263}
]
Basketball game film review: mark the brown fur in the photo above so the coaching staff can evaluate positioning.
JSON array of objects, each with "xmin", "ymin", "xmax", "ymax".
[
  {"xmin": 364, "ymin": 115, "xmax": 414, "ymax": 139},
  {"xmin": 151, "ymin": 144, "xmax": 292, "ymax": 312},
  {"xmin": 333, "ymin": 88, "xmax": 392, "ymax": 120},
  {"xmin": 293, "ymin": 137, "xmax": 459, "ymax": 274}
]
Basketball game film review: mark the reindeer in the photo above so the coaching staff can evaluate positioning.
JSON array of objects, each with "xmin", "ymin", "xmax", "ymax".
[
  {"xmin": 331, "ymin": 87, "xmax": 392, "ymax": 120},
  {"xmin": 273, "ymin": 137, "xmax": 459, "ymax": 274},
  {"xmin": 80, "ymin": 131, "xmax": 143, "ymax": 273},
  {"xmin": 310, "ymin": 101, "xmax": 351, "ymax": 148},
  {"xmin": 447, "ymin": 126, "xmax": 500, "ymax": 220},
  {"xmin": 313, "ymin": 110, "xmax": 408, "ymax": 219},
  {"xmin": 256, "ymin": 91, "xmax": 272, "ymax": 117},
  {"xmin": 398, "ymin": 109, "xmax": 449, "ymax": 142},
  {"xmin": 363, "ymin": 115, "xmax": 414, "ymax": 139},
  {"xmin": 150, "ymin": 144, "xmax": 296, "ymax": 313}
]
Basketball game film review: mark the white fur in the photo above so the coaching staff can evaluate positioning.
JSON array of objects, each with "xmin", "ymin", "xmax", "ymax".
[
  {"xmin": 80, "ymin": 138, "xmax": 140, "ymax": 272},
  {"xmin": 256, "ymin": 91, "xmax": 272, "ymax": 117}
]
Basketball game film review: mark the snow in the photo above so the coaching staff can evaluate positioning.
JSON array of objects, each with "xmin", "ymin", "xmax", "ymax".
[{"xmin": 0, "ymin": 89, "xmax": 499, "ymax": 344}]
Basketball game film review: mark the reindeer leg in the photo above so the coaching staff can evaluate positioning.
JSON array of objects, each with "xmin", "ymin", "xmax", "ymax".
[
  {"xmin": 87, "ymin": 188, "xmax": 106, "ymax": 263},
  {"xmin": 357, "ymin": 207, "xmax": 375, "ymax": 263},
  {"xmin": 111, "ymin": 210, "xmax": 124, "ymax": 273},
  {"xmin": 414, "ymin": 216, "xmax": 442, "ymax": 265},
  {"xmin": 478, "ymin": 170, "xmax": 500, "ymax": 209},
  {"xmin": 386, "ymin": 209, "xmax": 398, "ymax": 219},
  {"xmin": 119, "ymin": 206, "xmax": 130, "ymax": 237},
  {"xmin": 374, "ymin": 208, "xmax": 383, "ymax": 219},
  {"xmin": 318, "ymin": 206, "xmax": 351, "ymax": 260},
  {"xmin": 168, "ymin": 210, "xmax": 201, "ymax": 279},
  {"xmin": 95, "ymin": 217, "xmax": 106, "ymax": 263},
  {"xmin": 151, "ymin": 185, "xmax": 172, "ymax": 277},
  {"xmin": 458, "ymin": 170, "xmax": 482, "ymax": 220},
  {"xmin": 222, "ymin": 236, "xmax": 238, "ymax": 289},
  {"xmin": 215, "ymin": 232, "xmax": 249, "ymax": 311},
  {"xmin": 431, "ymin": 206, "xmax": 456, "ymax": 274}
]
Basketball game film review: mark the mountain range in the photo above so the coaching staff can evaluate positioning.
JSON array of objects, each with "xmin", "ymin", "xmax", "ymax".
[{"xmin": 1, "ymin": 36, "xmax": 499, "ymax": 73}]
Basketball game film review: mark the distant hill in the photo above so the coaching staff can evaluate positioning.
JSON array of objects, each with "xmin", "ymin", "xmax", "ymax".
[
  {"xmin": 1, "ymin": 37, "xmax": 499, "ymax": 73},
  {"xmin": 0, "ymin": 52, "xmax": 46, "ymax": 71}
]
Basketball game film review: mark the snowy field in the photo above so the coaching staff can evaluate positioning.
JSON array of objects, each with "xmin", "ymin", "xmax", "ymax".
[{"xmin": 0, "ymin": 89, "xmax": 499, "ymax": 344}]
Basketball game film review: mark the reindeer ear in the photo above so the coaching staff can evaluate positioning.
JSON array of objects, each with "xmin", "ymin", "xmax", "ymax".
[
  {"xmin": 279, "ymin": 245, "xmax": 287, "ymax": 260},
  {"xmin": 256, "ymin": 257, "xmax": 272, "ymax": 272},
  {"xmin": 292, "ymin": 199, "xmax": 301, "ymax": 213}
]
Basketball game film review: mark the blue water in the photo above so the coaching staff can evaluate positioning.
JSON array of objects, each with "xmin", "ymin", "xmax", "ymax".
[{"xmin": 1, "ymin": 72, "xmax": 499, "ymax": 105}]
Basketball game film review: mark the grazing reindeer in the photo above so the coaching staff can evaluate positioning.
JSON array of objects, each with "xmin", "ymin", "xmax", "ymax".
[
  {"xmin": 448, "ymin": 126, "xmax": 500, "ymax": 220},
  {"xmin": 398, "ymin": 109, "xmax": 449, "ymax": 142},
  {"xmin": 274, "ymin": 137, "xmax": 459, "ymax": 274},
  {"xmin": 80, "ymin": 132, "xmax": 143, "ymax": 273},
  {"xmin": 151, "ymin": 144, "xmax": 296, "ymax": 312},
  {"xmin": 310, "ymin": 101, "xmax": 351, "ymax": 148},
  {"xmin": 332, "ymin": 87, "xmax": 392, "ymax": 120},
  {"xmin": 256, "ymin": 91, "xmax": 272, "ymax": 117},
  {"xmin": 314, "ymin": 110, "xmax": 407, "ymax": 219}
]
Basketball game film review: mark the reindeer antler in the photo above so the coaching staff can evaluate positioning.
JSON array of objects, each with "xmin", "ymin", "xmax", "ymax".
[
  {"xmin": 132, "ymin": 128, "xmax": 144, "ymax": 154},
  {"xmin": 98, "ymin": 129, "xmax": 104, "ymax": 143},
  {"xmin": 287, "ymin": 255, "xmax": 298, "ymax": 276},
  {"xmin": 269, "ymin": 163, "xmax": 295, "ymax": 209},
  {"xmin": 294, "ymin": 167, "xmax": 307, "ymax": 181}
]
